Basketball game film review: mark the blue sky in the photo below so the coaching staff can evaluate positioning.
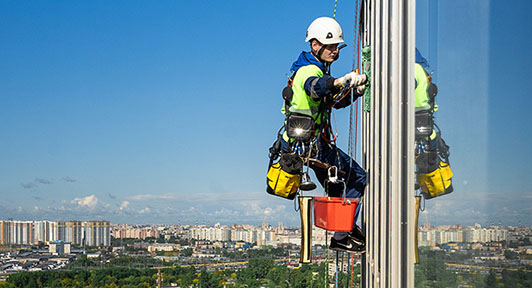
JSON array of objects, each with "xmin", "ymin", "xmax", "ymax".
[{"xmin": 1, "ymin": 0, "xmax": 530, "ymax": 226}]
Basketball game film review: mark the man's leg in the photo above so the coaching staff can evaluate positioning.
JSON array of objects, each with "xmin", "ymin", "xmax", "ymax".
[{"xmin": 315, "ymin": 141, "xmax": 367, "ymax": 242}]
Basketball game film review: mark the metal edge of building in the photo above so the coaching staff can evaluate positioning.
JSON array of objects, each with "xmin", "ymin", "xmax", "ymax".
[{"xmin": 362, "ymin": 0, "xmax": 415, "ymax": 287}]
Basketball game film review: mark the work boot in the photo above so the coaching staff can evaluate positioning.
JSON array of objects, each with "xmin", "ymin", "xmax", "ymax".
[
  {"xmin": 329, "ymin": 237, "xmax": 365, "ymax": 253},
  {"xmin": 349, "ymin": 226, "xmax": 365, "ymax": 245}
]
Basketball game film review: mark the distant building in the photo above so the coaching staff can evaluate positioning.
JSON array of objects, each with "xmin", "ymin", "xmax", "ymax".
[
  {"xmin": 147, "ymin": 243, "xmax": 179, "ymax": 253},
  {"xmin": 57, "ymin": 221, "xmax": 83, "ymax": 245},
  {"xmin": 111, "ymin": 225, "xmax": 159, "ymax": 240},
  {"xmin": 49, "ymin": 240, "xmax": 71, "ymax": 255},
  {"xmin": 0, "ymin": 221, "xmax": 33, "ymax": 245},
  {"xmin": 85, "ymin": 221, "xmax": 110, "ymax": 247},
  {"xmin": 418, "ymin": 224, "xmax": 508, "ymax": 246},
  {"xmin": 0, "ymin": 220, "xmax": 111, "ymax": 246}
]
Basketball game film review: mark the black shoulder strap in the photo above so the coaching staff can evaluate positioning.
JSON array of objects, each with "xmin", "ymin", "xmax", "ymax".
[
  {"xmin": 268, "ymin": 126, "xmax": 285, "ymax": 168},
  {"xmin": 282, "ymin": 70, "xmax": 298, "ymax": 113}
]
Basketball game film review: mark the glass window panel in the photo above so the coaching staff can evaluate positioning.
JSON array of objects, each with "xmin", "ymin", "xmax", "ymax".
[{"xmin": 415, "ymin": 0, "xmax": 532, "ymax": 286}]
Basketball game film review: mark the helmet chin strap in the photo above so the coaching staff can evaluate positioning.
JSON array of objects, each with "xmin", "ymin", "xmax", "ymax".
[
  {"xmin": 312, "ymin": 46, "xmax": 332, "ymax": 74},
  {"xmin": 312, "ymin": 46, "xmax": 329, "ymax": 64}
]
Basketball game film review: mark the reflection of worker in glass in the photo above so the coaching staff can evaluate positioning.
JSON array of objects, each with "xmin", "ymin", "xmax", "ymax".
[
  {"xmin": 281, "ymin": 17, "xmax": 367, "ymax": 252},
  {"xmin": 414, "ymin": 48, "xmax": 453, "ymax": 198},
  {"xmin": 415, "ymin": 48, "xmax": 438, "ymax": 150}
]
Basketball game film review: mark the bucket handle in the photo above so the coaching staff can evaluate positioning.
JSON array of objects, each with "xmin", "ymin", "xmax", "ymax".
[{"xmin": 325, "ymin": 166, "xmax": 348, "ymax": 204}]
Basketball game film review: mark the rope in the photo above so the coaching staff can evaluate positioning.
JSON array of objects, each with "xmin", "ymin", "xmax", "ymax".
[
  {"xmin": 355, "ymin": 98, "xmax": 358, "ymax": 159},
  {"xmin": 350, "ymin": 252, "xmax": 354, "ymax": 288},
  {"xmin": 333, "ymin": 0, "xmax": 338, "ymax": 19},
  {"xmin": 355, "ymin": 0, "xmax": 361, "ymax": 69},
  {"xmin": 348, "ymin": 0, "xmax": 362, "ymax": 161},
  {"xmin": 325, "ymin": 230, "xmax": 329, "ymax": 288},
  {"xmin": 354, "ymin": 0, "xmax": 360, "ymax": 159},
  {"xmin": 340, "ymin": 252, "xmax": 344, "ymax": 284},
  {"xmin": 335, "ymin": 251, "xmax": 339, "ymax": 288}
]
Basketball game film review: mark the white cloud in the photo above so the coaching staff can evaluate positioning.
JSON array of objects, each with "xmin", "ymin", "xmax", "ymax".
[
  {"xmin": 33, "ymin": 206, "xmax": 39, "ymax": 212},
  {"xmin": 127, "ymin": 192, "xmax": 266, "ymax": 203},
  {"xmin": 34, "ymin": 178, "xmax": 52, "ymax": 184},
  {"xmin": 71, "ymin": 195, "xmax": 99, "ymax": 209},
  {"xmin": 138, "ymin": 207, "xmax": 151, "ymax": 214},
  {"xmin": 21, "ymin": 182, "xmax": 36, "ymax": 189},
  {"xmin": 63, "ymin": 176, "xmax": 77, "ymax": 183},
  {"xmin": 128, "ymin": 194, "xmax": 179, "ymax": 201},
  {"xmin": 243, "ymin": 201, "xmax": 288, "ymax": 220},
  {"xmin": 214, "ymin": 208, "xmax": 240, "ymax": 217},
  {"xmin": 120, "ymin": 201, "xmax": 129, "ymax": 211}
]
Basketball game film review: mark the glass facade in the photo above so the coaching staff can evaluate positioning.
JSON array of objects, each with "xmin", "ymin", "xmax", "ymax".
[{"xmin": 415, "ymin": 1, "xmax": 532, "ymax": 287}]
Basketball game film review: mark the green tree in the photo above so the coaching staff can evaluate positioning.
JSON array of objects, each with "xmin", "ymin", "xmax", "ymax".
[
  {"xmin": 504, "ymin": 249, "xmax": 519, "ymax": 260},
  {"xmin": 236, "ymin": 258, "xmax": 275, "ymax": 286},
  {"xmin": 266, "ymin": 266, "xmax": 289, "ymax": 287},
  {"xmin": 181, "ymin": 247, "xmax": 193, "ymax": 257},
  {"xmin": 246, "ymin": 258, "xmax": 275, "ymax": 279},
  {"xmin": 26, "ymin": 278, "xmax": 37, "ymax": 288},
  {"xmin": 415, "ymin": 250, "xmax": 458, "ymax": 288},
  {"xmin": 485, "ymin": 270, "xmax": 497, "ymax": 288}
]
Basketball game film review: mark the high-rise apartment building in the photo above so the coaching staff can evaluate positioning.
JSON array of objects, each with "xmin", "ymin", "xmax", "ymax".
[
  {"xmin": 85, "ymin": 221, "xmax": 110, "ymax": 246},
  {"xmin": 112, "ymin": 225, "xmax": 160, "ymax": 240},
  {"xmin": 0, "ymin": 220, "xmax": 110, "ymax": 246},
  {"xmin": 57, "ymin": 221, "xmax": 84, "ymax": 245},
  {"xmin": 0, "ymin": 220, "xmax": 33, "ymax": 245},
  {"xmin": 419, "ymin": 224, "xmax": 508, "ymax": 246},
  {"xmin": 33, "ymin": 220, "xmax": 49, "ymax": 243}
]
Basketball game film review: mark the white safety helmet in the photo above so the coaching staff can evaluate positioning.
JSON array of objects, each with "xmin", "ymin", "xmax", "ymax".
[{"xmin": 305, "ymin": 17, "xmax": 344, "ymax": 45}]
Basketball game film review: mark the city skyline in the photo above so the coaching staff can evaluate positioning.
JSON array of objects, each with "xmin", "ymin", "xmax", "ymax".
[
  {"xmin": 0, "ymin": 220, "xmax": 110, "ymax": 246},
  {"xmin": 1, "ymin": 217, "xmax": 529, "ymax": 230},
  {"xmin": 2, "ymin": 218, "xmax": 526, "ymax": 249},
  {"xmin": 1, "ymin": 1, "xmax": 531, "ymax": 227}
]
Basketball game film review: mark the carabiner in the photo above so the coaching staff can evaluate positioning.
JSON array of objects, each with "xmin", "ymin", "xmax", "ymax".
[{"xmin": 328, "ymin": 166, "xmax": 339, "ymax": 183}]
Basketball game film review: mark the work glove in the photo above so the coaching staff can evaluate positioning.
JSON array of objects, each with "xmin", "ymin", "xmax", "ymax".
[
  {"xmin": 338, "ymin": 71, "xmax": 367, "ymax": 88},
  {"xmin": 355, "ymin": 84, "xmax": 366, "ymax": 96}
]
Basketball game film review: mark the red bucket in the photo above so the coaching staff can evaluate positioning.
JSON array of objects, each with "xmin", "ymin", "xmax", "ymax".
[{"xmin": 313, "ymin": 197, "xmax": 358, "ymax": 232}]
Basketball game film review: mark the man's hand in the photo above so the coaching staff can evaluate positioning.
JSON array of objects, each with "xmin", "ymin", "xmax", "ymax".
[
  {"xmin": 336, "ymin": 72, "xmax": 367, "ymax": 88},
  {"xmin": 355, "ymin": 84, "xmax": 366, "ymax": 95}
]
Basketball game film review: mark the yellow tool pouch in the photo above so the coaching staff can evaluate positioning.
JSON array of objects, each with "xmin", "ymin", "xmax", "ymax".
[
  {"xmin": 266, "ymin": 154, "xmax": 302, "ymax": 200},
  {"xmin": 418, "ymin": 161, "xmax": 453, "ymax": 199}
]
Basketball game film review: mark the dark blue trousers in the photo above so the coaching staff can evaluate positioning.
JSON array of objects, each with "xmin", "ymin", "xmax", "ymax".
[{"xmin": 281, "ymin": 138, "xmax": 367, "ymax": 240}]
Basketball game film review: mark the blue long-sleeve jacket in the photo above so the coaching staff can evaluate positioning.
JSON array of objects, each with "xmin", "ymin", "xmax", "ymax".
[{"xmin": 290, "ymin": 51, "xmax": 347, "ymax": 107}]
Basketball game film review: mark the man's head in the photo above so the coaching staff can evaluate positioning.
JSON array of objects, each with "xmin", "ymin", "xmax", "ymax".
[{"xmin": 306, "ymin": 17, "xmax": 344, "ymax": 63}]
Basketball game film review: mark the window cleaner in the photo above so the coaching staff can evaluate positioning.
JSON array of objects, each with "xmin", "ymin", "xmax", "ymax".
[{"xmin": 267, "ymin": 16, "xmax": 368, "ymax": 254}]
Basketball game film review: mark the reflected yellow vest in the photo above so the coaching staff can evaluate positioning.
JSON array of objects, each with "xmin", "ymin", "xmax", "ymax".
[{"xmin": 415, "ymin": 63, "xmax": 431, "ymax": 111}]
